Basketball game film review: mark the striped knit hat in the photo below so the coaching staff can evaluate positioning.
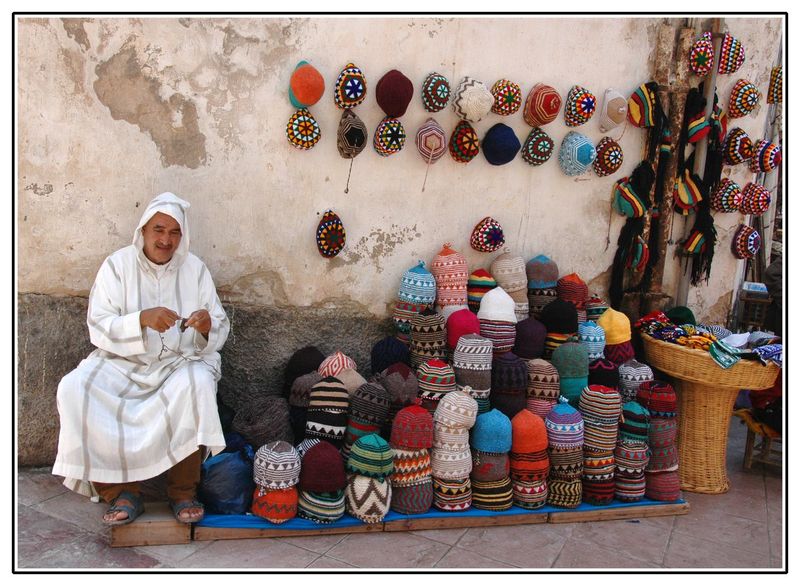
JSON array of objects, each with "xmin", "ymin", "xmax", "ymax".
[
  {"xmin": 253, "ymin": 441, "xmax": 301, "ymax": 490},
  {"xmin": 523, "ymin": 83, "xmax": 562, "ymax": 127},
  {"xmin": 433, "ymin": 423, "xmax": 470, "ymax": 451},
  {"xmin": 582, "ymin": 452, "xmax": 616, "ymax": 505},
  {"xmin": 585, "ymin": 296, "xmax": 608, "ymax": 322},
  {"xmin": 430, "ymin": 243, "xmax": 469, "ymax": 310},
  {"xmin": 510, "ymin": 409, "xmax": 550, "ymax": 481},
  {"xmin": 421, "ymin": 72, "xmax": 450, "ymax": 112},
  {"xmin": 345, "ymin": 475, "xmax": 392, "ymax": 523},
  {"xmin": 597, "ymin": 308, "xmax": 631, "ymax": 345},
  {"xmin": 490, "ymin": 250, "xmax": 527, "ymax": 294},
  {"xmin": 452, "ymin": 334, "xmax": 494, "ymax": 371},
  {"xmin": 598, "ymin": 88, "xmax": 628, "ymax": 133},
  {"xmin": 588, "ymin": 358, "xmax": 618, "ymax": 389},
  {"xmin": 579, "ymin": 384, "xmax": 622, "ymax": 426},
  {"xmin": 526, "ymin": 255, "xmax": 559, "ymax": 289},
  {"xmin": 391, "ymin": 480, "xmax": 433, "ymax": 514},
  {"xmin": 390, "ymin": 447, "xmax": 432, "ymax": 487},
  {"xmin": 307, "ymin": 377, "xmax": 350, "ymax": 412},
  {"xmin": 347, "ymin": 433, "xmax": 394, "ymax": 478},
  {"xmin": 728, "ymin": 79, "xmax": 760, "ymax": 118},
  {"xmin": 578, "ymin": 321, "xmax": 606, "ymax": 359},
  {"xmin": 416, "ymin": 117, "xmax": 447, "ymax": 164},
  {"xmin": 636, "ymin": 381, "xmax": 678, "ymax": 417},
  {"xmin": 513, "ymin": 478, "xmax": 549, "ymax": 509},
  {"xmin": 398, "ymin": 261, "xmax": 437, "ymax": 305},
  {"xmin": 430, "ymin": 446, "xmax": 473, "ymax": 480},
  {"xmin": 528, "ymin": 287, "xmax": 558, "ymax": 321},
  {"xmin": 409, "ymin": 309, "xmax": 447, "ymax": 368},
  {"xmin": 417, "ymin": 359, "xmax": 456, "ymax": 400},
  {"xmin": 619, "ymin": 401, "xmax": 650, "ymax": 444},
  {"xmin": 392, "ymin": 300, "xmax": 427, "ymax": 342},
  {"xmin": 297, "ymin": 489, "xmax": 346, "ymax": 524},
  {"xmin": 471, "ymin": 477, "xmax": 513, "ymax": 511},
  {"xmin": 447, "ymin": 308, "xmax": 480, "ymax": 350},
  {"xmin": 470, "ymin": 450, "xmax": 510, "ymax": 483},
  {"xmin": 614, "ymin": 443, "xmax": 649, "ymax": 502},
  {"xmin": 390, "ymin": 404, "xmax": 434, "ymax": 449},
  {"xmin": 627, "ymin": 82, "xmax": 657, "ymax": 128},
  {"xmin": 557, "ymin": 273, "xmax": 589, "ymax": 309},
  {"xmin": 522, "ymin": 127, "xmax": 555, "ymax": 166},
  {"xmin": 350, "ymin": 382, "xmax": 391, "ymax": 427},
  {"xmin": 514, "ymin": 317, "xmax": 547, "ymax": 360},
  {"xmin": 432, "ymin": 477, "xmax": 472, "ymax": 511},
  {"xmin": 251, "ymin": 486, "xmax": 298, "ymax": 524},
  {"xmin": 342, "ymin": 416, "xmax": 380, "ymax": 461},
  {"xmin": 452, "ymin": 76, "xmax": 494, "ymax": 123},
  {"xmin": 618, "ymin": 359, "xmax": 654, "ymax": 403},
  {"xmin": 724, "ymin": 127, "xmax": 755, "ymax": 165},
  {"xmin": 545, "ymin": 403, "xmax": 584, "ymax": 449},
  {"xmin": 491, "ymin": 79, "xmax": 522, "ymax": 116},
  {"xmin": 477, "ymin": 286, "xmax": 518, "ymax": 323},
  {"xmin": 558, "ymin": 131, "xmax": 596, "ymax": 175},
  {"xmin": 564, "ymin": 85, "xmax": 597, "ymax": 127},
  {"xmin": 433, "ymin": 389, "xmax": 478, "ymax": 429},
  {"xmin": 471, "ymin": 409, "xmax": 513, "ymax": 453},
  {"xmin": 299, "ymin": 441, "xmax": 347, "ymax": 492},
  {"xmin": 370, "ymin": 337, "xmax": 410, "ymax": 375},
  {"xmin": 479, "ymin": 319, "xmax": 517, "ymax": 355},
  {"xmin": 467, "ymin": 269, "xmax": 496, "ymax": 312},
  {"xmin": 318, "ymin": 351, "xmax": 357, "ymax": 378}
]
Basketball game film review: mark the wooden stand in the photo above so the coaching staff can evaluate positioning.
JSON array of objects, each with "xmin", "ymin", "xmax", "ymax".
[
  {"xmin": 110, "ymin": 502, "xmax": 191, "ymax": 548},
  {"xmin": 194, "ymin": 520, "xmax": 382, "ymax": 542}
]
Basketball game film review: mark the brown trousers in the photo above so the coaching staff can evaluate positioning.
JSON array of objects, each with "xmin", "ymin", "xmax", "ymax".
[{"xmin": 94, "ymin": 450, "xmax": 201, "ymax": 504}]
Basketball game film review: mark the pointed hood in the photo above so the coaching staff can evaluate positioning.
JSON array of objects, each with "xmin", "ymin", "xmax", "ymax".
[{"xmin": 133, "ymin": 192, "xmax": 191, "ymax": 268}]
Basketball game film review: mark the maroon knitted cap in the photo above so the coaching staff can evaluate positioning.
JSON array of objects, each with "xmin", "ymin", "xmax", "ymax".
[
  {"xmin": 513, "ymin": 317, "xmax": 547, "ymax": 359},
  {"xmin": 376, "ymin": 69, "xmax": 414, "ymax": 117},
  {"xmin": 299, "ymin": 441, "xmax": 347, "ymax": 492},
  {"xmin": 390, "ymin": 404, "xmax": 434, "ymax": 449}
]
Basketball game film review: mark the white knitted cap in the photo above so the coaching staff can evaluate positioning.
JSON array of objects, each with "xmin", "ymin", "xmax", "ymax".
[{"xmin": 477, "ymin": 286, "xmax": 518, "ymax": 323}]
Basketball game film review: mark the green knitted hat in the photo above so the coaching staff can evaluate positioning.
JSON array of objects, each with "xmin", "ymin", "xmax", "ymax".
[{"xmin": 346, "ymin": 433, "xmax": 394, "ymax": 479}]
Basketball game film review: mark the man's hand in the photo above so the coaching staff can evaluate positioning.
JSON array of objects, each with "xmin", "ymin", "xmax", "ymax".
[
  {"xmin": 184, "ymin": 309, "xmax": 211, "ymax": 337},
  {"xmin": 140, "ymin": 307, "xmax": 180, "ymax": 333}
]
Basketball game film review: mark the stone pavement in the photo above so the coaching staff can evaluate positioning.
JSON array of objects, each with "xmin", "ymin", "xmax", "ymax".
[{"xmin": 16, "ymin": 417, "xmax": 783, "ymax": 570}]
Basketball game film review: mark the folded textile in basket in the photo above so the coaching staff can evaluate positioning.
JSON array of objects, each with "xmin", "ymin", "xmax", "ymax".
[{"xmin": 751, "ymin": 344, "xmax": 782, "ymax": 367}]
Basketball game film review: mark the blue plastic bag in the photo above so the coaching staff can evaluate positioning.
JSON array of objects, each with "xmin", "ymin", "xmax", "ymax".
[{"xmin": 198, "ymin": 444, "xmax": 255, "ymax": 514}]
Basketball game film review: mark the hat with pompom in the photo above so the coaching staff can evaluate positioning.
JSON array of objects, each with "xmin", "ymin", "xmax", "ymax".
[
  {"xmin": 289, "ymin": 61, "xmax": 325, "ymax": 108},
  {"xmin": 333, "ymin": 62, "xmax": 367, "ymax": 109},
  {"xmin": 452, "ymin": 76, "xmax": 494, "ymax": 123},
  {"xmin": 483, "ymin": 124, "xmax": 521, "ymax": 166},
  {"xmin": 491, "ymin": 79, "xmax": 522, "ymax": 116},
  {"xmin": 564, "ymin": 85, "xmax": 596, "ymax": 127},
  {"xmin": 449, "ymin": 119, "xmax": 480, "ymax": 163},
  {"xmin": 376, "ymin": 69, "xmax": 414, "ymax": 118},
  {"xmin": 523, "ymin": 83, "xmax": 562, "ymax": 127},
  {"xmin": 421, "ymin": 72, "xmax": 451, "ymax": 112},
  {"xmin": 521, "ymin": 127, "xmax": 554, "ymax": 166},
  {"xmin": 593, "ymin": 136, "xmax": 624, "ymax": 177},
  {"xmin": 558, "ymin": 131, "xmax": 596, "ymax": 176},
  {"xmin": 398, "ymin": 260, "xmax": 437, "ymax": 305}
]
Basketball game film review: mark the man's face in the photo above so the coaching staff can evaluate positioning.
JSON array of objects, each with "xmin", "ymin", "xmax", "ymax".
[{"xmin": 141, "ymin": 212, "xmax": 182, "ymax": 265}]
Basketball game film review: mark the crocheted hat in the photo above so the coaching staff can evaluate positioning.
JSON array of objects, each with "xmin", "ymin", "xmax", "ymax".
[
  {"xmin": 452, "ymin": 334, "xmax": 494, "ymax": 371},
  {"xmin": 299, "ymin": 441, "xmax": 347, "ymax": 492},
  {"xmin": 514, "ymin": 318, "xmax": 547, "ymax": 360},
  {"xmin": 430, "ymin": 445, "xmax": 473, "ymax": 479},
  {"xmin": 483, "ymin": 124, "xmax": 521, "ymax": 165},
  {"xmin": 316, "ymin": 210, "xmax": 345, "ymax": 258},
  {"xmin": 551, "ymin": 342, "xmax": 589, "ymax": 379},
  {"xmin": 471, "ymin": 476, "xmax": 513, "ymax": 511},
  {"xmin": 350, "ymin": 382, "xmax": 391, "ymax": 426},
  {"xmin": 598, "ymin": 88, "xmax": 628, "ymax": 133},
  {"xmin": 470, "ymin": 217, "xmax": 505, "ymax": 253},
  {"xmin": 526, "ymin": 255, "xmax": 559, "ymax": 289},
  {"xmin": 627, "ymin": 82, "xmax": 657, "ymax": 128},
  {"xmin": 421, "ymin": 72, "xmax": 451, "ymax": 112},
  {"xmin": 636, "ymin": 380, "xmax": 678, "ymax": 416},
  {"xmin": 398, "ymin": 261, "xmax": 436, "ymax": 306},
  {"xmin": 452, "ymin": 76, "xmax": 494, "ymax": 122},
  {"xmin": 447, "ymin": 308, "xmax": 480, "ymax": 350},
  {"xmin": 373, "ymin": 116, "xmax": 406, "ymax": 156},
  {"xmin": 527, "ymin": 358, "xmax": 560, "ymax": 399},
  {"xmin": 390, "ymin": 404, "xmax": 434, "ymax": 449},
  {"xmin": 390, "ymin": 448, "xmax": 432, "ymax": 488},
  {"xmin": 523, "ymin": 83, "xmax": 561, "ymax": 126},
  {"xmin": 578, "ymin": 384, "xmax": 621, "ymax": 423},
  {"xmin": 345, "ymin": 475, "xmax": 392, "ymax": 523},
  {"xmin": 724, "ymin": 127, "xmax": 754, "ymax": 165},
  {"xmin": 689, "ymin": 33, "xmax": 714, "ymax": 77},
  {"xmin": 544, "ymin": 403, "xmax": 584, "ymax": 448},
  {"xmin": 375, "ymin": 69, "xmax": 413, "ymax": 118},
  {"xmin": 471, "ymin": 409, "xmax": 513, "ymax": 453},
  {"xmin": 490, "ymin": 250, "xmax": 527, "ymax": 294},
  {"xmin": 477, "ymin": 287, "xmax": 518, "ymax": 323},
  {"xmin": 289, "ymin": 61, "xmax": 324, "ymax": 108},
  {"xmin": 593, "ymin": 136, "xmax": 624, "ymax": 177},
  {"xmin": 287, "ymin": 108, "xmax": 321, "ymax": 150},
  {"xmin": 728, "ymin": 79, "xmax": 760, "ymax": 118},
  {"xmin": 557, "ymin": 273, "xmax": 589, "ymax": 309},
  {"xmin": 370, "ymin": 337, "xmax": 410, "ymax": 375},
  {"xmin": 731, "ymin": 225, "xmax": 761, "ymax": 260},
  {"xmin": 492, "ymin": 352, "xmax": 529, "ymax": 394},
  {"xmin": 432, "ymin": 477, "xmax": 472, "ymax": 511},
  {"xmin": 618, "ymin": 359, "xmax": 654, "ymax": 402},
  {"xmin": 430, "ymin": 243, "xmax": 469, "ymax": 309},
  {"xmin": 470, "ymin": 450, "xmax": 511, "ymax": 483},
  {"xmin": 251, "ymin": 486, "xmax": 298, "ymax": 524},
  {"xmin": 588, "ymin": 358, "xmax": 618, "ymax": 388},
  {"xmin": 540, "ymin": 299, "xmax": 579, "ymax": 334},
  {"xmin": 253, "ymin": 441, "xmax": 301, "ymax": 489},
  {"xmin": 415, "ymin": 118, "xmax": 447, "ymax": 163},
  {"xmin": 619, "ymin": 401, "xmax": 650, "ymax": 443},
  {"xmin": 307, "ymin": 376, "xmax": 351, "ymax": 412},
  {"xmin": 346, "ymin": 433, "xmax": 394, "ymax": 478},
  {"xmin": 491, "ymin": 79, "xmax": 522, "ymax": 116},
  {"xmin": 333, "ymin": 62, "xmax": 367, "ymax": 109},
  {"xmin": 467, "ymin": 269, "xmax": 496, "ymax": 312},
  {"xmin": 718, "ymin": 33, "xmax": 745, "ymax": 74},
  {"xmin": 558, "ymin": 131, "xmax": 596, "ymax": 176},
  {"xmin": 564, "ymin": 85, "xmax": 596, "ymax": 127},
  {"xmin": 409, "ymin": 308, "xmax": 447, "ymax": 368},
  {"xmin": 417, "ymin": 359, "xmax": 456, "ymax": 399},
  {"xmin": 336, "ymin": 109, "xmax": 368, "ymax": 159},
  {"xmin": 739, "ymin": 183, "xmax": 771, "ymax": 216},
  {"xmin": 597, "ymin": 308, "xmax": 631, "ymax": 345},
  {"xmin": 449, "ymin": 119, "xmax": 480, "ymax": 163},
  {"xmin": 585, "ymin": 296, "xmax": 609, "ymax": 322},
  {"xmin": 511, "ymin": 408, "xmax": 549, "ymax": 455},
  {"xmin": 768, "ymin": 66, "xmax": 782, "ymax": 104},
  {"xmin": 433, "ymin": 389, "xmax": 478, "ymax": 429},
  {"xmin": 521, "ymin": 127, "xmax": 554, "ymax": 166},
  {"xmin": 710, "ymin": 178, "xmax": 743, "ymax": 213},
  {"xmin": 318, "ymin": 351, "xmax": 357, "ymax": 378},
  {"xmin": 748, "ymin": 139, "xmax": 782, "ymax": 173},
  {"xmin": 337, "ymin": 368, "xmax": 367, "ymax": 396},
  {"xmin": 578, "ymin": 321, "xmax": 606, "ymax": 360},
  {"xmin": 297, "ymin": 489, "xmax": 346, "ymax": 524}
]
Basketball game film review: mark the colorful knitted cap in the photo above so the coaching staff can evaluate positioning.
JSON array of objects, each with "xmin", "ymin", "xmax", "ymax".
[
  {"xmin": 523, "ymin": 83, "xmax": 562, "ymax": 127},
  {"xmin": 527, "ymin": 358, "xmax": 560, "ymax": 399},
  {"xmin": 588, "ymin": 358, "xmax": 618, "ymax": 388},
  {"xmin": 470, "ymin": 217, "xmax": 505, "ymax": 253},
  {"xmin": 526, "ymin": 255, "xmax": 559, "ymax": 289},
  {"xmin": 619, "ymin": 401, "xmax": 650, "ymax": 443},
  {"xmin": 593, "ymin": 136, "xmax": 624, "ymax": 177},
  {"xmin": 483, "ymin": 124, "xmax": 521, "ymax": 166},
  {"xmin": 289, "ymin": 61, "xmax": 324, "ymax": 108},
  {"xmin": 318, "ymin": 351, "xmax": 357, "ymax": 378},
  {"xmin": 618, "ymin": 359, "xmax": 654, "ymax": 398},
  {"xmin": 316, "ymin": 210, "xmax": 345, "ymax": 258},
  {"xmin": 585, "ymin": 296, "xmax": 609, "ymax": 321},
  {"xmin": 578, "ymin": 384, "xmax": 621, "ymax": 422},
  {"xmin": 748, "ymin": 139, "xmax": 781, "ymax": 173},
  {"xmin": 477, "ymin": 286, "xmax": 518, "ymax": 324},
  {"xmin": 452, "ymin": 334, "xmax": 494, "ymax": 371},
  {"xmin": 564, "ymin": 85, "xmax": 596, "ymax": 127},
  {"xmin": 252, "ymin": 486, "xmax": 298, "ymax": 524},
  {"xmin": 521, "ymin": 127, "xmax": 554, "ymax": 166},
  {"xmin": 551, "ymin": 342, "xmax": 589, "ymax": 379},
  {"xmin": 612, "ymin": 176, "xmax": 647, "ymax": 219},
  {"xmin": 433, "ymin": 389, "xmax": 478, "ymax": 429},
  {"xmin": 739, "ymin": 183, "xmax": 771, "ymax": 216},
  {"xmin": 373, "ymin": 116, "xmax": 406, "ymax": 157},
  {"xmin": 447, "ymin": 308, "xmax": 481, "ymax": 350},
  {"xmin": 375, "ymin": 69, "xmax": 413, "ymax": 117},
  {"xmin": 511, "ymin": 409, "xmax": 549, "ymax": 453},
  {"xmin": 415, "ymin": 118, "xmax": 447, "ymax": 164},
  {"xmin": 491, "ymin": 250, "xmax": 527, "ymax": 293},
  {"xmin": 514, "ymin": 318, "xmax": 547, "ymax": 360},
  {"xmin": 578, "ymin": 321, "xmax": 606, "ymax": 360},
  {"xmin": 347, "ymin": 433, "xmax": 394, "ymax": 478},
  {"xmin": 430, "ymin": 243, "xmax": 469, "ymax": 304},
  {"xmin": 628, "ymin": 82, "xmax": 658, "ymax": 127},
  {"xmin": 253, "ymin": 441, "xmax": 301, "ymax": 489},
  {"xmin": 308, "ymin": 376, "xmax": 350, "ymax": 412},
  {"xmin": 718, "ymin": 33, "xmax": 746, "ymax": 74},
  {"xmin": 398, "ymin": 261, "xmax": 437, "ymax": 305},
  {"xmin": 724, "ymin": 127, "xmax": 754, "ymax": 165},
  {"xmin": 540, "ymin": 299, "xmax": 579, "ymax": 335},
  {"xmin": 597, "ymin": 308, "xmax": 631, "ymax": 345},
  {"xmin": 449, "ymin": 119, "xmax": 480, "ymax": 163},
  {"xmin": 710, "ymin": 178, "xmax": 743, "ymax": 213},
  {"xmin": 598, "ymin": 88, "xmax": 628, "ymax": 132},
  {"xmin": 299, "ymin": 441, "xmax": 347, "ymax": 492},
  {"xmin": 350, "ymin": 382, "xmax": 391, "ymax": 425},
  {"xmin": 768, "ymin": 66, "xmax": 782, "ymax": 104},
  {"xmin": 336, "ymin": 109, "xmax": 368, "ymax": 159},
  {"xmin": 636, "ymin": 380, "xmax": 678, "ymax": 415},
  {"xmin": 333, "ymin": 62, "xmax": 367, "ymax": 109},
  {"xmin": 417, "ymin": 359, "xmax": 456, "ymax": 398},
  {"xmin": 544, "ymin": 403, "xmax": 584, "ymax": 447},
  {"xmin": 558, "ymin": 131, "xmax": 596, "ymax": 176},
  {"xmin": 287, "ymin": 108, "xmax": 321, "ymax": 150},
  {"xmin": 731, "ymin": 225, "xmax": 761, "ymax": 260},
  {"xmin": 491, "ymin": 79, "xmax": 523, "ymax": 115},
  {"xmin": 345, "ymin": 475, "xmax": 392, "ymax": 523},
  {"xmin": 452, "ymin": 76, "xmax": 494, "ymax": 122},
  {"xmin": 557, "ymin": 273, "xmax": 589, "ymax": 307},
  {"xmin": 467, "ymin": 269, "xmax": 496, "ymax": 312},
  {"xmin": 471, "ymin": 409, "xmax": 513, "ymax": 453},
  {"xmin": 421, "ymin": 72, "xmax": 451, "ymax": 112},
  {"xmin": 689, "ymin": 33, "xmax": 715, "ymax": 77},
  {"xmin": 390, "ymin": 404, "xmax": 434, "ymax": 449},
  {"xmin": 728, "ymin": 79, "xmax": 760, "ymax": 118}
]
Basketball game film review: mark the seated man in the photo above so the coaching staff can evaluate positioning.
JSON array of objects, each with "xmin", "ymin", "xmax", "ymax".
[{"xmin": 52, "ymin": 192, "xmax": 229, "ymax": 525}]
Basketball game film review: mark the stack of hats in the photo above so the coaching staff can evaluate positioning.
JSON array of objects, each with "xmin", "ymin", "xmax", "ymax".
[
  {"xmin": 345, "ymin": 434, "xmax": 394, "ymax": 523},
  {"xmin": 588, "ymin": 358, "xmax": 619, "ymax": 389},
  {"xmin": 477, "ymin": 287, "xmax": 518, "ymax": 354},
  {"xmin": 545, "ymin": 403, "xmax": 584, "ymax": 508},
  {"xmin": 393, "ymin": 261, "xmax": 436, "ymax": 344},
  {"xmin": 614, "ymin": 401, "xmax": 651, "ymax": 502},
  {"xmin": 304, "ymin": 377, "xmax": 350, "ymax": 449},
  {"xmin": 376, "ymin": 363, "xmax": 419, "ymax": 439},
  {"xmin": 409, "ymin": 308, "xmax": 448, "ymax": 368},
  {"xmin": 288, "ymin": 371, "xmax": 322, "ymax": 443},
  {"xmin": 525, "ymin": 358, "xmax": 560, "ymax": 418},
  {"xmin": 298, "ymin": 441, "xmax": 348, "ymax": 523},
  {"xmin": 470, "ymin": 409, "xmax": 514, "ymax": 511},
  {"xmin": 578, "ymin": 321, "xmax": 606, "ymax": 360},
  {"xmin": 513, "ymin": 317, "xmax": 547, "ymax": 360},
  {"xmin": 618, "ymin": 359, "xmax": 654, "ymax": 403},
  {"xmin": 318, "ymin": 351, "xmax": 357, "ymax": 379},
  {"xmin": 491, "ymin": 249, "xmax": 529, "ymax": 321},
  {"xmin": 467, "ymin": 268, "xmax": 497, "ymax": 313},
  {"xmin": 578, "ymin": 385, "xmax": 621, "ymax": 505},
  {"xmin": 446, "ymin": 308, "xmax": 481, "ymax": 353},
  {"xmin": 637, "ymin": 381, "xmax": 680, "ymax": 501},
  {"xmin": 432, "ymin": 390, "xmax": 478, "ymax": 511},
  {"xmin": 389, "ymin": 404, "xmax": 434, "ymax": 514},
  {"xmin": 251, "ymin": 441, "xmax": 301, "ymax": 524},
  {"xmin": 490, "ymin": 352, "xmax": 528, "ymax": 418},
  {"xmin": 585, "ymin": 295, "xmax": 609, "ymax": 322},
  {"xmin": 452, "ymin": 334, "xmax": 494, "ymax": 413},
  {"xmin": 284, "ymin": 346, "xmax": 326, "ymax": 397},
  {"xmin": 416, "ymin": 359, "xmax": 457, "ymax": 416},
  {"xmin": 526, "ymin": 255, "xmax": 559, "ymax": 319},
  {"xmin": 556, "ymin": 273, "xmax": 589, "ymax": 323},
  {"xmin": 430, "ymin": 244, "xmax": 469, "ymax": 313},
  {"xmin": 540, "ymin": 299, "xmax": 579, "ymax": 359},
  {"xmin": 343, "ymin": 382, "xmax": 391, "ymax": 459},
  {"xmin": 370, "ymin": 336, "xmax": 410, "ymax": 375},
  {"xmin": 510, "ymin": 409, "xmax": 550, "ymax": 509},
  {"xmin": 551, "ymin": 342, "xmax": 589, "ymax": 407},
  {"xmin": 597, "ymin": 308, "xmax": 635, "ymax": 365}
]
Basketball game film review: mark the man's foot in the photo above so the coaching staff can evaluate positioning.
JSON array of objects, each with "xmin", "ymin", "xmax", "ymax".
[
  {"xmin": 102, "ymin": 491, "xmax": 144, "ymax": 526},
  {"xmin": 169, "ymin": 499, "xmax": 205, "ymax": 524}
]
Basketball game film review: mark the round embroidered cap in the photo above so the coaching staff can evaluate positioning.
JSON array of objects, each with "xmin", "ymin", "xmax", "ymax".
[
  {"xmin": 347, "ymin": 433, "xmax": 394, "ymax": 478},
  {"xmin": 375, "ymin": 69, "xmax": 414, "ymax": 118},
  {"xmin": 491, "ymin": 79, "xmax": 522, "ymax": 116},
  {"xmin": 391, "ymin": 404, "xmax": 434, "ymax": 449},
  {"xmin": 739, "ymin": 183, "xmax": 771, "ymax": 216},
  {"xmin": 287, "ymin": 108, "xmax": 321, "ymax": 150},
  {"xmin": 689, "ymin": 33, "xmax": 715, "ymax": 77},
  {"xmin": 416, "ymin": 118, "xmax": 447, "ymax": 163},
  {"xmin": 452, "ymin": 76, "xmax": 494, "ymax": 123},
  {"xmin": 598, "ymin": 88, "xmax": 628, "ymax": 132},
  {"xmin": 564, "ymin": 85, "xmax": 596, "ymax": 127},
  {"xmin": 333, "ymin": 62, "xmax": 367, "ymax": 109},
  {"xmin": 336, "ymin": 109, "xmax": 368, "ymax": 159},
  {"xmin": 483, "ymin": 124, "xmax": 521, "ymax": 166},
  {"xmin": 731, "ymin": 225, "xmax": 761, "ymax": 260},
  {"xmin": 471, "ymin": 409, "xmax": 513, "ymax": 453},
  {"xmin": 728, "ymin": 79, "xmax": 760, "ymax": 118},
  {"xmin": 558, "ymin": 131, "xmax": 596, "ymax": 176},
  {"xmin": 373, "ymin": 116, "xmax": 406, "ymax": 156},
  {"xmin": 253, "ymin": 441, "xmax": 301, "ymax": 489},
  {"xmin": 523, "ymin": 83, "xmax": 562, "ymax": 127},
  {"xmin": 470, "ymin": 216, "xmax": 505, "ymax": 253},
  {"xmin": 421, "ymin": 72, "xmax": 451, "ymax": 112},
  {"xmin": 289, "ymin": 61, "xmax": 325, "ymax": 108},
  {"xmin": 521, "ymin": 127, "xmax": 554, "ymax": 166},
  {"xmin": 748, "ymin": 139, "xmax": 781, "ymax": 173},
  {"xmin": 718, "ymin": 33, "xmax": 745, "ymax": 74},
  {"xmin": 299, "ymin": 441, "xmax": 347, "ymax": 492},
  {"xmin": 316, "ymin": 210, "xmax": 345, "ymax": 258},
  {"xmin": 593, "ymin": 136, "xmax": 624, "ymax": 177},
  {"xmin": 724, "ymin": 127, "xmax": 754, "ymax": 165},
  {"xmin": 710, "ymin": 178, "xmax": 743, "ymax": 213},
  {"xmin": 449, "ymin": 119, "xmax": 480, "ymax": 163}
]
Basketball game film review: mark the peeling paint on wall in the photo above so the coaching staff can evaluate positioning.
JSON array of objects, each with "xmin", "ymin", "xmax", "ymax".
[
  {"xmin": 334, "ymin": 225, "xmax": 421, "ymax": 272},
  {"xmin": 61, "ymin": 18, "xmax": 92, "ymax": 51}
]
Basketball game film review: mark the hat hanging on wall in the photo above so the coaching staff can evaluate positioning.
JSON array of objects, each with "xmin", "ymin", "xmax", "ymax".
[
  {"xmin": 739, "ymin": 183, "xmax": 772, "ymax": 216},
  {"xmin": 337, "ymin": 110, "xmax": 368, "ymax": 193},
  {"xmin": 728, "ymin": 79, "xmax": 761, "ymax": 118},
  {"xmin": 421, "ymin": 72, "xmax": 451, "ymax": 112},
  {"xmin": 333, "ymin": 63, "xmax": 368, "ymax": 109},
  {"xmin": 287, "ymin": 61, "xmax": 324, "ymax": 151},
  {"xmin": 416, "ymin": 118, "xmax": 447, "ymax": 191},
  {"xmin": 748, "ymin": 139, "xmax": 781, "ymax": 173},
  {"xmin": 709, "ymin": 178, "xmax": 743, "ymax": 213},
  {"xmin": 723, "ymin": 127, "xmax": 754, "ymax": 165},
  {"xmin": 373, "ymin": 70, "xmax": 413, "ymax": 156},
  {"xmin": 612, "ymin": 176, "xmax": 647, "ymax": 218},
  {"xmin": 523, "ymin": 84, "xmax": 561, "ymax": 127},
  {"xmin": 482, "ymin": 123, "xmax": 521, "ymax": 166},
  {"xmin": 452, "ymin": 77, "xmax": 494, "ymax": 123},
  {"xmin": 449, "ymin": 119, "xmax": 480, "ymax": 163},
  {"xmin": 521, "ymin": 127, "xmax": 554, "ymax": 166},
  {"xmin": 470, "ymin": 217, "xmax": 505, "ymax": 253},
  {"xmin": 731, "ymin": 225, "xmax": 760, "ymax": 260},
  {"xmin": 689, "ymin": 32, "xmax": 715, "ymax": 77},
  {"xmin": 374, "ymin": 116, "xmax": 406, "ymax": 157},
  {"xmin": 598, "ymin": 88, "xmax": 628, "ymax": 133},
  {"xmin": 316, "ymin": 210, "xmax": 346, "ymax": 258},
  {"xmin": 717, "ymin": 33, "xmax": 746, "ymax": 75},
  {"xmin": 287, "ymin": 108, "xmax": 321, "ymax": 150},
  {"xmin": 627, "ymin": 82, "xmax": 658, "ymax": 128},
  {"xmin": 558, "ymin": 131, "xmax": 596, "ymax": 176},
  {"xmin": 768, "ymin": 66, "xmax": 782, "ymax": 104},
  {"xmin": 491, "ymin": 79, "xmax": 522, "ymax": 116},
  {"xmin": 593, "ymin": 136, "xmax": 624, "ymax": 177},
  {"xmin": 564, "ymin": 85, "xmax": 596, "ymax": 127}
]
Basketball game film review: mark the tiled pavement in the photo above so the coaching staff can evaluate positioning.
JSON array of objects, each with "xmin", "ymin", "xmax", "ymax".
[{"xmin": 16, "ymin": 417, "xmax": 784, "ymax": 570}]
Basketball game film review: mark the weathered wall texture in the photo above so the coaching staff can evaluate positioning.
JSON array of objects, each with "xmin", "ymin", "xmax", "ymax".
[{"xmin": 17, "ymin": 17, "xmax": 782, "ymax": 464}]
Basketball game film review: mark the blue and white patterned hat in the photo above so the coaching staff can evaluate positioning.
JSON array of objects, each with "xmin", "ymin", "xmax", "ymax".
[
  {"xmin": 558, "ymin": 131, "xmax": 596, "ymax": 176},
  {"xmin": 398, "ymin": 261, "xmax": 437, "ymax": 305},
  {"xmin": 578, "ymin": 321, "xmax": 606, "ymax": 360}
]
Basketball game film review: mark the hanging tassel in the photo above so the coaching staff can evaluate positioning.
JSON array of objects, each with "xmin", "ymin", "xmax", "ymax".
[
  {"xmin": 609, "ymin": 217, "xmax": 646, "ymax": 308},
  {"xmin": 344, "ymin": 158, "xmax": 354, "ymax": 194}
]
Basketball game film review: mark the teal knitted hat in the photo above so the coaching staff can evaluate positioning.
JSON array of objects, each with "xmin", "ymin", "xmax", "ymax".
[
  {"xmin": 619, "ymin": 401, "xmax": 650, "ymax": 444},
  {"xmin": 551, "ymin": 342, "xmax": 589, "ymax": 378},
  {"xmin": 346, "ymin": 433, "xmax": 394, "ymax": 479},
  {"xmin": 665, "ymin": 306, "xmax": 696, "ymax": 326},
  {"xmin": 559, "ymin": 376, "xmax": 589, "ymax": 407},
  {"xmin": 471, "ymin": 409, "xmax": 513, "ymax": 453}
]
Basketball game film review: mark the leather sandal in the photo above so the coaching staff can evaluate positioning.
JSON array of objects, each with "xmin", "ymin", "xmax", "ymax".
[
  {"xmin": 169, "ymin": 499, "xmax": 205, "ymax": 524},
  {"xmin": 103, "ymin": 491, "xmax": 144, "ymax": 526}
]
